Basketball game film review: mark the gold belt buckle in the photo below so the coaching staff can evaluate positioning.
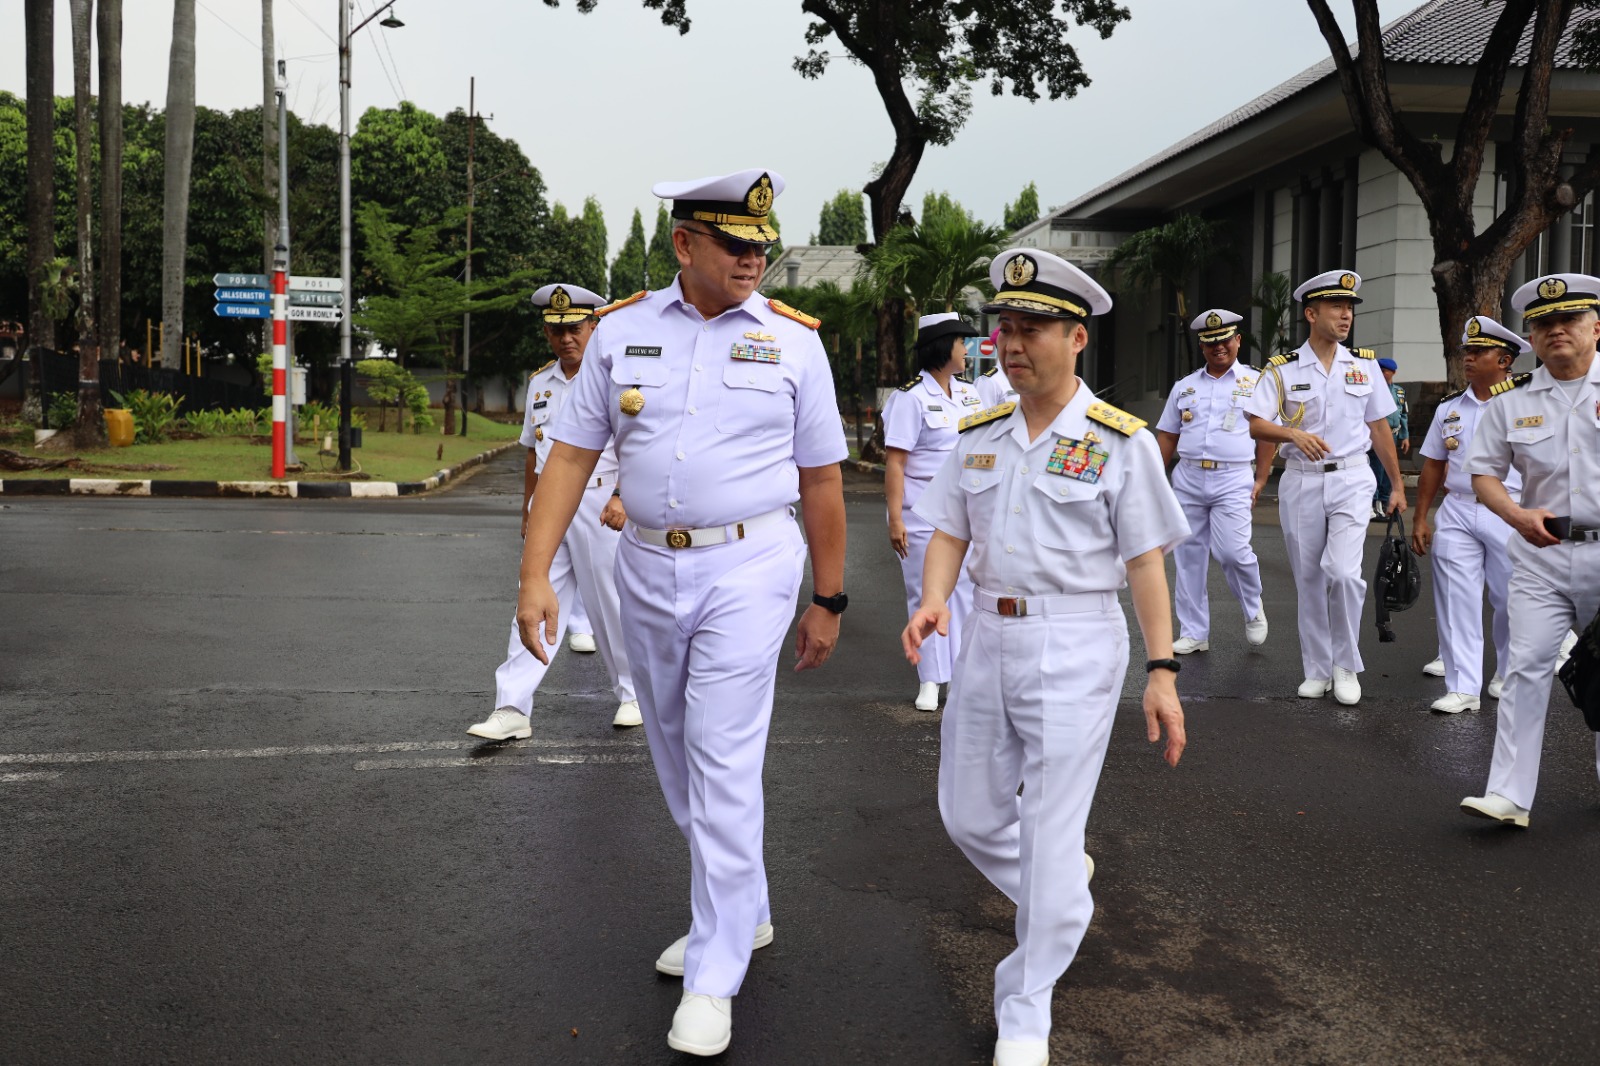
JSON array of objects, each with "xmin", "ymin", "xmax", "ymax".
[
  {"xmin": 665, "ymin": 529, "xmax": 693, "ymax": 549},
  {"xmin": 1200, "ymin": 460, "xmax": 1218, "ymax": 470},
  {"xmin": 996, "ymin": 597, "xmax": 1026, "ymax": 617}
]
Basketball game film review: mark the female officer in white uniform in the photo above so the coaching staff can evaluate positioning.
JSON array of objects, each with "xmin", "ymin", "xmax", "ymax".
[{"xmin": 882, "ymin": 312, "xmax": 982, "ymax": 710}]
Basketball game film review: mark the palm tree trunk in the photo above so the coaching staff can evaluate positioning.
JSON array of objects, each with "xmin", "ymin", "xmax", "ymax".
[
  {"xmin": 261, "ymin": 0, "xmax": 277, "ymax": 357},
  {"xmin": 161, "ymin": 0, "xmax": 197, "ymax": 369},
  {"xmin": 71, "ymin": 0, "xmax": 105, "ymax": 446},
  {"xmin": 24, "ymin": 0, "xmax": 56, "ymax": 356},
  {"xmin": 98, "ymin": 0, "xmax": 123, "ymax": 367}
]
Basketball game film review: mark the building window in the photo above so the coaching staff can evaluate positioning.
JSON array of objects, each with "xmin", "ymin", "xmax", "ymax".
[
  {"xmin": 1071, "ymin": 232, "xmax": 1082, "ymax": 247},
  {"xmin": 1573, "ymin": 191, "xmax": 1595, "ymax": 273}
]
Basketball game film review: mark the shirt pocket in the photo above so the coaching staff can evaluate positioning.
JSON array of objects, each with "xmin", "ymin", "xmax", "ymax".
[
  {"xmin": 1029, "ymin": 474, "xmax": 1110, "ymax": 550},
  {"xmin": 1507, "ymin": 424, "xmax": 1557, "ymax": 476},
  {"xmin": 1343, "ymin": 381, "xmax": 1373, "ymax": 399},
  {"xmin": 922, "ymin": 408, "xmax": 955, "ymax": 432},
  {"xmin": 611, "ymin": 358, "xmax": 670, "ymax": 390},
  {"xmin": 958, "ymin": 466, "xmax": 1006, "ymax": 531},
  {"xmin": 716, "ymin": 362, "xmax": 791, "ymax": 437}
]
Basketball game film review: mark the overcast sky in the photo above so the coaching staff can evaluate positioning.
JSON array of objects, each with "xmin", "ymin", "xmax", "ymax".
[{"xmin": 8, "ymin": 0, "xmax": 1417, "ymax": 260}]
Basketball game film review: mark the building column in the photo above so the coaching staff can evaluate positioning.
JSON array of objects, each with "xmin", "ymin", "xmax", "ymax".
[
  {"xmin": 1549, "ymin": 164, "xmax": 1575, "ymax": 274},
  {"xmin": 1318, "ymin": 171, "xmax": 1340, "ymax": 269}
]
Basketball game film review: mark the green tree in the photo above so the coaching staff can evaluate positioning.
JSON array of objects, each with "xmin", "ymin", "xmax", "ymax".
[
  {"xmin": 817, "ymin": 188, "xmax": 867, "ymax": 246},
  {"xmin": 766, "ymin": 209, "xmax": 784, "ymax": 265},
  {"xmin": 1104, "ymin": 213, "xmax": 1229, "ymax": 363},
  {"xmin": 1242, "ymin": 271, "xmax": 1294, "ymax": 364},
  {"xmin": 1003, "ymin": 181, "xmax": 1039, "ymax": 232},
  {"xmin": 160, "ymin": 0, "xmax": 197, "ymax": 369},
  {"xmin": 610, "ymin": 208, "xmax": 648, "ymax": 297},
  {"xmin": 646, "ymin": 202, "xmax": 676, "ymax": 288},
  {"xmin": 862, "ymin": 200, "xmax": 1005, "ymax": 326},
  {"xmin": 578, "ymin": 196, "xmax": 608, "ymax": 294}
]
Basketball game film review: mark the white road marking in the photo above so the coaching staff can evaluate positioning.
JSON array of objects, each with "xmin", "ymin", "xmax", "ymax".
[
  {"xmin": 354, "ymin": 753, "xmax": 653, "ymax": 770},
  {"xmin": 1, "ymin": 771, "xmax": 63, "ymax": 782}
]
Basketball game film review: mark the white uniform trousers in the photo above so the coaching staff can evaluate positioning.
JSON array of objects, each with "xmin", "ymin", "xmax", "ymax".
[
  {"xmin": 939, "ymin": 593, "xmax": 1126, "ymax": 1042},
  {"xmin": 1485, "ymin": 550, "xmax": 1600, "ymax": 810},
  {"xmin": 896, "ymin": 475, "xmax": 973, "ymax": 684},
  {"xmin": 1170, "ymin": 462, "xmax": 1263, "ymax": 641},
  {"xmin": 1431, "ymin": 495, "xmax": 1512, "ymax": 696},
  {"xmin": 493, "ymin": 485, "xmax": 636, "ymax": 712},
  {"xmin": 1279, "ymin": 462, "xmax": 1374, "ymax": 679},
  {"xmin": 568, "ymin": 584, "xmax": 592, "ymax": 636},
  {"xmin": 616, "ymin": 515, "xmax": 807, "ymax": 999}
]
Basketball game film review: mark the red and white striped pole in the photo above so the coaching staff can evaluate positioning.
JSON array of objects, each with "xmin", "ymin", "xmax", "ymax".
[{"xmin": 271, "ymin": 252, "xmax": 288, "ymax": 478}]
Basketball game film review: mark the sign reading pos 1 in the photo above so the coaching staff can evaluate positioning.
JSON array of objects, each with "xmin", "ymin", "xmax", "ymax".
[{"xmin": 289, "ymin": 275, "xmax": 342, "ymax": 292}]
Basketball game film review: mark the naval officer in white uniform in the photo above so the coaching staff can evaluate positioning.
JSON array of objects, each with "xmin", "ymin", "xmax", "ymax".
[
  {"xmin": 469, "ymin": 284, "xmax": 641, "ymax": 739},
  {"xmin": 974, "ymin": 332, "xmax": 1017, "ymax": 409},
  {"xmin": 516, "ymin": 169, "xmax": 848, "ymax": 1055},
  {"xmin": 1460, "ymin": 273, "xmax": 1600, "ymax": 827},
  {"xmin": 904, "ymin": 248, "xmax": 1190, "ymax": 1066},
  {"xmin": 1246, "ymin": 270, "xmax": 1405, "ymax": 705},
  {"xmin": 1410, "ymin": 315, "xmax": 1525, "ymax": 713},
  {"xmin": 883, "ymin": 312, "xmax": 983, "ymax": 710},
  {"xmin": 1155, "ymin": 308, "xmax": 1274, "ymax": 652}
]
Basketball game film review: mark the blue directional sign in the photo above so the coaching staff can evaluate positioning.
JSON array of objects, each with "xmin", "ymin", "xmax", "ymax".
[
  {"xmin": 213, "ymin": 302, "xmax": 270, "ymax": 319},
  {"xmin": 215, "ymin": 288, "xmax": 271, "ymax": 303}
]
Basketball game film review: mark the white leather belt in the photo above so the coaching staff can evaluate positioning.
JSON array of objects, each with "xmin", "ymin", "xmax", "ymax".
[
  {"xmin": 974, "ymin": 588, "xmax": 1115, "ymax": 617},
  {"xmin": 587, "ymin": 471, "xmax": 618, "ymax": 490},
  {"xmin": 1448, "ymin": 489, "xmax": 1482, "ymax": 505},
  {"xmin": 1182, "ymin": 458, "xmax": 1251, "ymax": 469},
  {"xmin": 1286, "ymin": 455, "xmax": 1365, "ymax": 472},
  {"xmin": 630, "ymin": 507, "xmax": 791, "ymax": 550}
]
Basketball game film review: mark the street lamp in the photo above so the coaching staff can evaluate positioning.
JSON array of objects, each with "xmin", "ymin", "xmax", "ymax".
[{"xmin": 338, "ymin": 0, "xmax": 404, "ymax": 472}]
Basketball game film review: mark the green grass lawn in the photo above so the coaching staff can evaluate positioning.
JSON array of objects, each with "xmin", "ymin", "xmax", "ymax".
[{"xmin": 3, "ymin": 409, "xmax": 522, "ymax": 483}]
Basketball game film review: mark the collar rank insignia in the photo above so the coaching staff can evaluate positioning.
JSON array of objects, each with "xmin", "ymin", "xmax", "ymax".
[
  {"xmin": 1047, "ymin": 437, "xmax": 1109, "ymax": 483},
  {"xmin": 964, "ymin": 453, "xmax": 996, "ymax": 469},
  {"xmin": 1514, "ymin": 415, "xmax": 1543, "ymax": 428},
  {"xmin": 1086, "ymin": 401, "xmax": 1146, "ymax": 436},
  {"xmin": 960, "ymin": 402, "xmax": 1015, "ymax": 432},
  {"xmin": 731, "ymin": 343, "xmax": 781, "ymax": 363}
]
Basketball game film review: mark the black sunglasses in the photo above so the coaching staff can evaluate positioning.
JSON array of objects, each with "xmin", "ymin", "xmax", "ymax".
[{"xmin": 684, "ymin": 226, "xmax": 767, "ymax": 259}]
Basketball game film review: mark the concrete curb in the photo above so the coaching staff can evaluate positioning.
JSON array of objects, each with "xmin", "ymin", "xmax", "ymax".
[{"xmin": 0, "ymin": 441, "xmax": 520, "ymax": 499}]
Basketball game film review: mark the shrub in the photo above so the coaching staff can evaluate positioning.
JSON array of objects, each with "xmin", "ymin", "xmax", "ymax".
[
  {"xmin": 48, "ymin": 392, "xmax": 78, "ymax": 430},
  {"xmin": 108, "ymin": 389, "xmax": 183, "ymax": 443},
  {"xmin": 183, "ymin": 409, "xmax": 227, "ymax": 436}
]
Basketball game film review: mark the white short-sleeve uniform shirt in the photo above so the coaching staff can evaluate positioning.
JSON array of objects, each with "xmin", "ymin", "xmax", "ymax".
[
  {"xmin": 881, "ymin": 371, "xmax": 984, "ymax": 482},
  {"xmin": 521, "ymin": 359, "xmax": 620, "ymax": 477},
  {"xmin": 913, "ymin": 382, "xmax": 1190, "ymax": 595},
  {"xmin": 549, "ymin": 277, "xmax": 848, "ymax": 529},
  {"xmin": 1420, "ymin": 386, "xmax": 1522, "ymax": 498},
  {"xmin": 1245, "ymin": 342, "xmax": 1397, "ymax": 461},
  {"xmin": 1155, "ymin": 362, "xmax": 1261, "ymax": 462}
]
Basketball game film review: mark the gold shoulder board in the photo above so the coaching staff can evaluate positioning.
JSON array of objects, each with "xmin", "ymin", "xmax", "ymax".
[
  {"xmin": 1354, "ymin": 347, "xmax": 1377, "ymax": 360},
  {"xmin": 1268, "ymin": 352, "xmax": 1298, "ymax": 367},
  {"xmin": 982, "ymin": 365, "xmax": 1000, "ymax": 377},
  {"xmin": 1489, "ymin": 373, "xmax": 1532, "ymax": 396},
  {"xmin": 959, "ymin": 402, "xmax": 1015, "ymax": 432},
  {"xmin": 596, "ymin": 290, "xmax": 649, "ymax": 318},
  {"xmin": 1087, "ymin": 401, "xmax": 1147, "ymax": 436},
  {"xmin": 896, "ymin": 377, "xmax": 920, "ymax": 392},
  {"xmin": 768, "ymin": 299, "xmax": 821, "ymax": 329},
  {"xmin": 532, "ymin": 359, "xmax": 555, "ymax": 378}
]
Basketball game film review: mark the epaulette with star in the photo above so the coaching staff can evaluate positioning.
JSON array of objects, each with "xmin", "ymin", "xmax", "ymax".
[
  {"xmin": 1354, "ymin": 347, "xmax": 1377, "ymax": 360},
  {"xmin": 768, "ymin": 299, "xmax": 820, "ymax": 329},
  {"xmin": 1087, "ymin": 401, "xmax": 1146, "ymax": 436},
  {"xmin": 532, "ymin": 359, "xmax": 555, "ymax": 378},
  {"xmin": 982, "ymin": 365, "xmax": 1001, "ymax": 378},
  {"xmin": 597, "ymin": 290, "xmax": 648, "ymax": 317},
  {"xmin": 1489, "ymin": 372, "xmax": 1533, "ymax": 397},
  {"xmin": 1439, "ymin": 385, "xmax": 1467, "ymax": 403},
  {"xmin": 959, "ymin": 402, "xmax": 1015, "ymax": 432},
  {"xmin": 1268, "ymin": 351, "xmax": 1299, "ymax": 367},
  {"xmin": 896, "ymin": 377, "xmax": 921, "ymax": 392}
]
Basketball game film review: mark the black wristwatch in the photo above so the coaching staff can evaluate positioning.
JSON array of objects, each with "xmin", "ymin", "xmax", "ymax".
[
  {"xmin": 1146, "ymin": 658, "xmax": 1181, "ymax": 674},
  {"xmin": 812, "ymin": 591, "xmax": 849, "ymax": 615}
]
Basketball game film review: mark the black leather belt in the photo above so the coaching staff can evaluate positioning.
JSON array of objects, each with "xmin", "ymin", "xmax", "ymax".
[{"xmin": 1548, "ymin": 516, "xmax": 1600, "ymax": 543}]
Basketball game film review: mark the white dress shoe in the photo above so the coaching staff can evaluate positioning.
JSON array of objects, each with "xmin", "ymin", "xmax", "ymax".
[
  {"xmin": 1332, "ymin": 667, "xmax": 1361, "ymax": 705},
  {"xmin": 994, "ymin": 1038, "xmax": 1049, "ymax": 1066},
  {"xmin": 1297, "ymin": 677, "xmax": 1330, "ymax": 698},
  {"xmin": 1244, "ymin": 613, "xmax": 1268, "ymax": 646},
  {"xmin": 568, "ymin": 632, "xmax": 597, "ymax": 653},
  {"xmin": 914, "ymin": 681, "xmax": 940, "ymax": 711},
  {"xmin": 667, "ymin": 991, "xmax": 732, "ymax": 1056},
  {"xmin": 1172, "ymin": 636, "xmax": 1209, "ymax": 654},
  {"xmin": 466, "ymin": 706, "xmax": 531, "ymax": 741},
  {"xmin": 655, "ymin": 922, "xmax": 773, "ymax": 977},
  {"xmin": 1085, "ymin": 853, "xmax": 1094, "ymax": 882},
  {"xmin": 1487, "ymin": 674, "xmax": 1504, "ymax": 699},
  {"xmin": 612, "ymin": 700, "xmax": 643, "ymax": 727},
  {"xmin": 1422, "ymin": 656, "xmax": 1445, "ymax": 678},
  {"xmin": 1460, "ymin": 792, "xmax": 1530, "ymax": 828},
  {"xmin": 1430, "ymin": 691, "xmax": 1480, "ymax": 714}
]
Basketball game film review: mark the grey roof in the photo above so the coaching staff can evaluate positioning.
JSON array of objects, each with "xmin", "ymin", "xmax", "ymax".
[{"xmin": 1034, "ymin": 0, "xmax": 1600, "ymax": 225}]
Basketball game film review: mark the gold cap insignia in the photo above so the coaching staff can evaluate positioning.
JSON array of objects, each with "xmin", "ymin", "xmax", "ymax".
[
  {"xmin": 1205, "ymin": 312, "xmax": 1222, "ymax": 329},
  {"xmin": 1538, "ymin": 277, "xmax": 1568, "ymax": 301},
  {"xmin": 1339, "ymin": 273, "xmax": 1357, "ymax": 291},
  {"xmin": 1003, "ymin": 254, "xmax": 1037, "ymax": 288},
  {"xmin": 746, "ymin": 174, "xmax": 775, "ymax": 218},
  {"xmin": 550, "ymin": 287, "xmax": 571, "ymax": 312},
  {"xmin": 1466, "ymin": 318, "xmax": 1481, "ymax": 337}
]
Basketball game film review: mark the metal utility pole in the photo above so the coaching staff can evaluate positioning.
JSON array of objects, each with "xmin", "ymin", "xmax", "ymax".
[{"xmin": 460, "ymin": 76, "xmax": 475, "ymax": 437}]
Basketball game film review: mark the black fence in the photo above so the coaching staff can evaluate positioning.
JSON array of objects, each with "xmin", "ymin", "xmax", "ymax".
[{"xmin": 36, "ymin": 350, "xmax": 267, "ymax": 415}]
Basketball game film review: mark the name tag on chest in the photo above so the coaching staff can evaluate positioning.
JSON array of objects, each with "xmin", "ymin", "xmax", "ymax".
[
  {"xmin": 730, "ymin": 343, "xmax": 781, "ymax": 363},
  {"xmin": 531, "ymin": 400, "xmax": 548, "ymax": 410},
  {"xmin": 1514, "ymin": 415, "xmax": 1543, "ymax": 429},
  {"xmin": 1046, "ymin": 437, "xmax": 1108, "ymax": 483},
  {"xmin": 1291, "ymin": 383, "xmax": 1313, "ymax": 392},
  {"xmin": 625, "ymin": 346, "xmax": 662, "ymax": 358},
  {"xmin": 964, "ymin": 453, "xmax": 996, "ymax": 470}
]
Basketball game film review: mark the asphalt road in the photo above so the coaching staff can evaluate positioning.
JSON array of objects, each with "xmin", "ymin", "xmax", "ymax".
[{"xmin": 2, "ymin": 451, "xmax": 1598, "ymax": 1065}]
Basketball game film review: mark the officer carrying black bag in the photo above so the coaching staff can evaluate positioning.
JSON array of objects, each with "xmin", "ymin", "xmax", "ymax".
[
  {"xmin": 1374, "ymin": 510, "xmax": 1421, "ymax": 643},
  {"xmin": 1558, "ymin": 609, "xmax": 1600, "ymax": 731}
]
